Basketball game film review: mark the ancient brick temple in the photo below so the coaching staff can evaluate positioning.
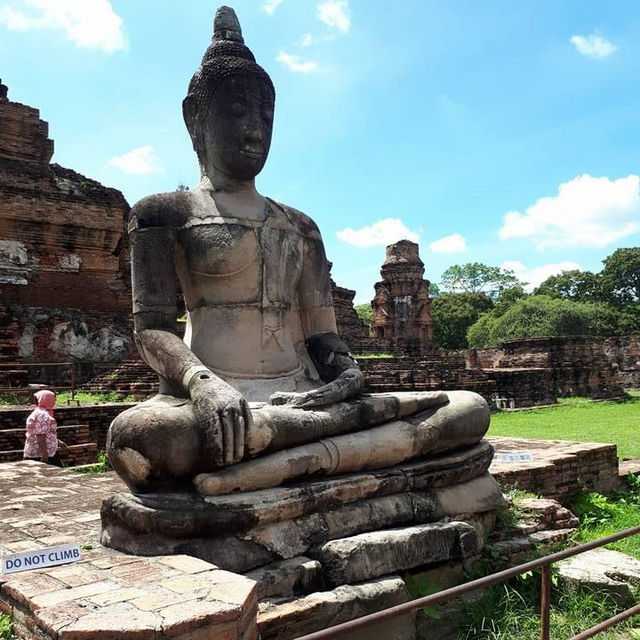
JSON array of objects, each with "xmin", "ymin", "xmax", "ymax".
[
  {"xmin": 0, "ymin": 81, "xmax": 132, "ymax": 377},
  {"xmin": 371, "ymin": 240, "xmax": 434, "ymax": 353},
  {"xmin": 328, "ymin": 262, "xmax": 369, "ymax": 348}
]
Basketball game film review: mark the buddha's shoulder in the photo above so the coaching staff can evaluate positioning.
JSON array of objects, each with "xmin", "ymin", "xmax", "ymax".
[
  {"xmin": 267, "ymin": 198, "xmax": 322, "ymax": 240},
  {"xmin": 129, "ymin": 191, "xmax": 193, "ymax": 230}
]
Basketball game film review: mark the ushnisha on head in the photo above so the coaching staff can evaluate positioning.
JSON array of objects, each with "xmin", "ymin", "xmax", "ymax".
[{"xmin": 183, "ymin": 6, "xmax": 276, "ymax": 182}]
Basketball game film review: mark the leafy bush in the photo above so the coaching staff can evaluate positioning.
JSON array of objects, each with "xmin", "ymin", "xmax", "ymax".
[
  {"xmin": 571, "ymin": 493, "xmax": 621, "ymax": 528},
  {"xmin": 0, "ymin": 615, "xmax": 13, "ymax": 640},
  {"xmin": 432, "ymin": 292, "xmax": 494, "ymax": 349},
  {"xmin": 354, "ymin": 303, "xmax": 373, "ymax": 332},
  {"xmin": 467, "ymin": 295, "xmax": 635, "ymax": 348}
]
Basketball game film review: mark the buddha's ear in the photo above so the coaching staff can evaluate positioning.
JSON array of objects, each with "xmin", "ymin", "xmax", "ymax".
[{"xmin": 182, "ymin": 95, "xmax": 198, "ymax": 145}]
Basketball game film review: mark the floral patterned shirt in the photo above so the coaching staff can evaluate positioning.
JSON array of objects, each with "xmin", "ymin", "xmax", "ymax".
[{"xmin": 24, "ymin": 408, "xmax": 58, "ymax": 458}]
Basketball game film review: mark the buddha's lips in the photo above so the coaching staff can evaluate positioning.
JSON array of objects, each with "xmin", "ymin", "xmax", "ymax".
[{"xmin": 241, "ymin": 149, "xmax": 264, "ymax": 159}]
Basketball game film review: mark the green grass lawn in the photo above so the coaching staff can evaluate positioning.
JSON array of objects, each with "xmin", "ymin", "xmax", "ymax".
[
  {"xmin": 0, "ymin": 390, "xmax": 137, "ymax": 407},
  {"xmin": 457, "ymin": 476, "xmax": 640, "ymax": 639},
  {"xmin": 488, "ymin": 397, "xmax": 640, "ymax": 459}
]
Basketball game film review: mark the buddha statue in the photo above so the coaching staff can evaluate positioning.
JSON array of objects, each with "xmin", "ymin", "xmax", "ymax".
[{"xmin": 106, "ymin": 6, "xmax": 491, "ymax": 500}]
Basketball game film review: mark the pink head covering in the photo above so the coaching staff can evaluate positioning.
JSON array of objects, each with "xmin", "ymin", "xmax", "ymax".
[{"xmin": 34, "ymin": 390, "xmax": 56, "ymax": 414}]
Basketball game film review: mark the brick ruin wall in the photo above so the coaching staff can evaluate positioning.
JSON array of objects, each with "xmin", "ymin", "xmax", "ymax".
[
  {"xmin": 489, "ymin": 438, "xmax": 621, "ymax": 503},
  {"xmin": 329, "ymin": 272, "xmax": 369, "ymax": 349},
  {"xmin": 602, "ymin": 334, "xmax": 640, "ymax": 389},
  {"xmin": 0, "ymin": 86, "xmax": 133, "ymax": 382},
  {"xmin": 358, "ymin": 354, "xmax": 498, "ymax": 403},
  {"xmin": 468, "ymin": 336, "xmax": 627, "ymax": 400},
  {"xmin": 0, "ymin": 403, "xmax": 134, "ymax": 450}
]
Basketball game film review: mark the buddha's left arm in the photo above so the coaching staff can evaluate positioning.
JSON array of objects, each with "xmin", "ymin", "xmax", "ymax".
[{"xmin": 270, "ymin": 229, "xmax": 364, "ymax": 408}]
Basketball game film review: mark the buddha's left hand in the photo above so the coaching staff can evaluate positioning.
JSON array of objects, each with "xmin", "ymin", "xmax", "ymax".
[{"xmin": 269, "ymin": 368, "xmax": 364, "ymax": 408}]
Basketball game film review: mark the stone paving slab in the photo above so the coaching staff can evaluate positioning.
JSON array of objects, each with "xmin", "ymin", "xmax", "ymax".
[
  {"xmin": 557, "ymin": 548, "xmax": 640, "ymax": 606},
  {"xmin": 0, "ymin": 461, "xmax": 258, "ymax": 640}
]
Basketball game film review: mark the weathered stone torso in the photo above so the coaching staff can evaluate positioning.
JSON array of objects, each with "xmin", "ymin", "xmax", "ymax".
[{"xmin": 172, "ymin": 192, "xmax": 322, "ymax": 399}]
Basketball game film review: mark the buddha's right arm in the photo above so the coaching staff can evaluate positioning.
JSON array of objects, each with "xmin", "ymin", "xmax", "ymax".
[
  {"xmin": 130, "ymin": 224, "xmax": 208, "ymax": 393},
  {"xmin": 130, "ymin": 217, "xmax": 250, "ymax": 466}
]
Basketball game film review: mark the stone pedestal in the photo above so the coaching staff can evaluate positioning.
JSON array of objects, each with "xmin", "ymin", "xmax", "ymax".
[{"xmin": 100, "ymin": 442, "xmax": 503, "ymax": 639}]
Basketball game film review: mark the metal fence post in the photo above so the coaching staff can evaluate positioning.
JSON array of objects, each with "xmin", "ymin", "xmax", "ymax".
[
  {"xmin": 71, "ymin": 363, "xmax": 77, "ymax": 400},
  {"xmin": 540, "ymin": 564, "xmax": 551, "ymax": 640}
]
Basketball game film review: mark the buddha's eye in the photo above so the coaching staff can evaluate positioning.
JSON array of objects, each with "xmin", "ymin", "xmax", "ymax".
[{"xmin": 228, "ymin": 102, "xmax": 247, "ymax": 117}]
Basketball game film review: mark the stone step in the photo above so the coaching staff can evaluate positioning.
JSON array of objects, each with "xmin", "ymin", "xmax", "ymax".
[
  {"xmin": 257, "ymin": 576, "xmax": 416, "ymax": 640},
  {"xmin": 0, "ymin": 442, "xmax": 98, "ymax": 465},
  {"xmin": 245, "ymin": 556, "xmax": 325, "ymax": 600},
  {"xmin": 313, "ymin": 521, "xmax": 478, "ymax": 587},
  {"xmin": 0, "ymin": 423, "xmax": 91, "ymax": 450}
]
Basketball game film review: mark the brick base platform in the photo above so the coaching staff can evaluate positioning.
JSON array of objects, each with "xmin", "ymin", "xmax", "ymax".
[
  {"xmin": 0, "ymin": 435, "xmax": 625, "ymax": 639},
  {"xmin": 489, "ymin": 437, "xmax": 622, "ymax": 502},
  {"xmin": 0, "ymin": 462, "xmax": 257, "ymax": 640}
]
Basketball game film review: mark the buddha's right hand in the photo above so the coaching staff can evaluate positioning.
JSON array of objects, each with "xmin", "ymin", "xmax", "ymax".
[{"xmin": 189, "ymin": 374, "xmax": 252, "ymax": 467}]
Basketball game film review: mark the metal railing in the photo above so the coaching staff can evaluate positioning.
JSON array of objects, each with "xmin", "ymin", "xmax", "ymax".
[
  {"xmin": 294, "ymin": 525, "xmax": 640, "ymax": 640},
  {"xmin": 0, "ymin": 362, "xmax": 78, "ymax": 399}
]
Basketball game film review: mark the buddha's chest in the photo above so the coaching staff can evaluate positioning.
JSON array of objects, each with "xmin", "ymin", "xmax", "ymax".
[{"xmin": 176, "ymin": 221, "xmax": 304, "ymax": 305}]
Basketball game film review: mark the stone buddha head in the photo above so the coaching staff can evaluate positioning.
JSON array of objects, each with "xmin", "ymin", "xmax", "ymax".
[{"xmin": 183, "ymin": 6, "xmax": 275, "ymax": 182}]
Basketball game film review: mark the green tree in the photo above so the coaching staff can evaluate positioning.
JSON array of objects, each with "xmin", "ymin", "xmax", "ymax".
[
  {"xmin": 600, "ymin": 247, "xmax": 640, "ymax": 311},
  {"xmin": 431, "ymin": 292, "xmax": 494, "ymax": 350},
  {"xmin": 428, "ymin": 282, "xmax": 441, "ymax": 297},
  {"xmin": 534, "ymin": 270, "xmax": 602, "ymax": 303},
  {"xmin": 440, "ymin": 263, "xmax": 522, "ymax": 300},
  {"xmin": 467, "ymin": 295, "xmax": 635, "ymax": 348},
  {"xmin": 493, "ymin": 284, "xmax": 528, "ymax": 316},
  {"xmin": 354, "ymin": 303, "xmax": 373, "ymax": 331}
]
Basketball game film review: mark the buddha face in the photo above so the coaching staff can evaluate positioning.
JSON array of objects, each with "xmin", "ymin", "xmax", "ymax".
[{"xmin": 192, "ymin": 75, "xmax": 274, "ymax": 181}]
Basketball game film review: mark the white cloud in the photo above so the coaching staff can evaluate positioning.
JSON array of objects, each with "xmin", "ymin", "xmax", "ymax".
[
  {"xmin": 429, "ymin": 233, "xmax": 467, "ymax": 254},
  {"xmin": 337, "ymin": 218, "xmax": 420, "ymax": 248},
  {"xmin": 501, "ymin": 260, "xmax": 582, "ymax": 290},
  {"xmin": 298, "ymin": 32, "xmax": 335, "ymax": 47},
  {"xmin": 499, "ymin": 174, "xmax": 640, "ymax": 250},
  {"xmin": 0, "ymin": 0, "xmax": 126, "ymax": 52},
  {"xmin": 570, "ymin": 33, "xmax": 618, "ymax": 59},
  {"xmin": 276, "ymin": 51, "xmax": 319, "ymax": 74},
  {"xmin": 300, "ymin": 32, "xmax": 315, "ymax": 47},
  {"xmin": 317, "ymin": 0, "xmax": 350, "ymax": 34},
  {"xmin": 106, "ymin": 145, "xmax": 163, "ymax": 175},
  {"xmin": 262, "ymin": 0, "xmax": 284, "ymax": 15}
]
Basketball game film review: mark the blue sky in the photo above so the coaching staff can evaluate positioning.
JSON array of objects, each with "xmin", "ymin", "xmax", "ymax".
[{"xmin": 2, "ymin": 0, "xmax": 640, "ymax": 303}]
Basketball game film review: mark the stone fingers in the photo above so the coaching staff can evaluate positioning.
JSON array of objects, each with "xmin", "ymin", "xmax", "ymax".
[
  {"xmin": 221, "ymin": 410, "xmax": 235, "ymax": 466},
  {"xmin": 235, "ymin": 415, "xmax": 245, "ymax": 462},
  {"xmin": 203, "ymin": 412, "xmax": 225, "ymax": 467}
]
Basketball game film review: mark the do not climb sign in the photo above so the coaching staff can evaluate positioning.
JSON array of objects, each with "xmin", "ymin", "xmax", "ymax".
[{"xmin": 2, "ymin": 543, "xmax": 81, "ymax": 574}]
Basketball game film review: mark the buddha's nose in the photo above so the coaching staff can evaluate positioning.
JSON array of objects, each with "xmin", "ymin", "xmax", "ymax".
[{"xmin": 245, "ymin": 127, "xmax": 264, "ymax": 145}]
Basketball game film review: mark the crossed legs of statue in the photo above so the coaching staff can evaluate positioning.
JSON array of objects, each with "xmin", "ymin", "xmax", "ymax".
[{"xmin": 107, "ymin": 390, "xmax": 490, "ymax": 495}]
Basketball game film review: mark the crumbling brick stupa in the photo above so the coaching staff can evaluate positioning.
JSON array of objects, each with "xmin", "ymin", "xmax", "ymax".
[
  {"xmin": 0, "ymin": 80, "xmax": 132, "ymax": 383},
  {"xmin": 328, "ymin": 261, "xmax": 370, "ymax": 348},
  {"xmin": 370, "ymin": 239, "xmax": 435, "ymax": 354}
]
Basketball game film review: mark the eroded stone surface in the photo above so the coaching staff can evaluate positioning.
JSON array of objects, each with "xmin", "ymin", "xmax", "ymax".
[
  {"xmin": 258, "ymin": 576, "xmax": 415, "ymax": 640},
  {"xmin": 102, "ymin": 442, "xmax": 494, "ymax": 538},
  {"xmin": 557, "ymin": 549, "xmax": 640, "ymax": 605},
  {"xmin": 315, "ymin": 521, "xmax": 477, "ymax": 587},
  {"xmin": 101, "ymin": 473, "xmax": 502, "ymax": 574},
  {"xmin": 245, "ymin": 556, "xmax": 324, "ymax": 599}
]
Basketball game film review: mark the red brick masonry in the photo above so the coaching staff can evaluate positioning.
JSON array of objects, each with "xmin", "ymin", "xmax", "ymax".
[{"xmin": 0, "ymin": 462, "xmax": 258, "ymax": 640}]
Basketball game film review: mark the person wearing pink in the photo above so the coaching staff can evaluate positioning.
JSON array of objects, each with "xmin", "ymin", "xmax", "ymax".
[{"xmin": 23, "ymin": 390, "xmax": 66, "ymax": 466}]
